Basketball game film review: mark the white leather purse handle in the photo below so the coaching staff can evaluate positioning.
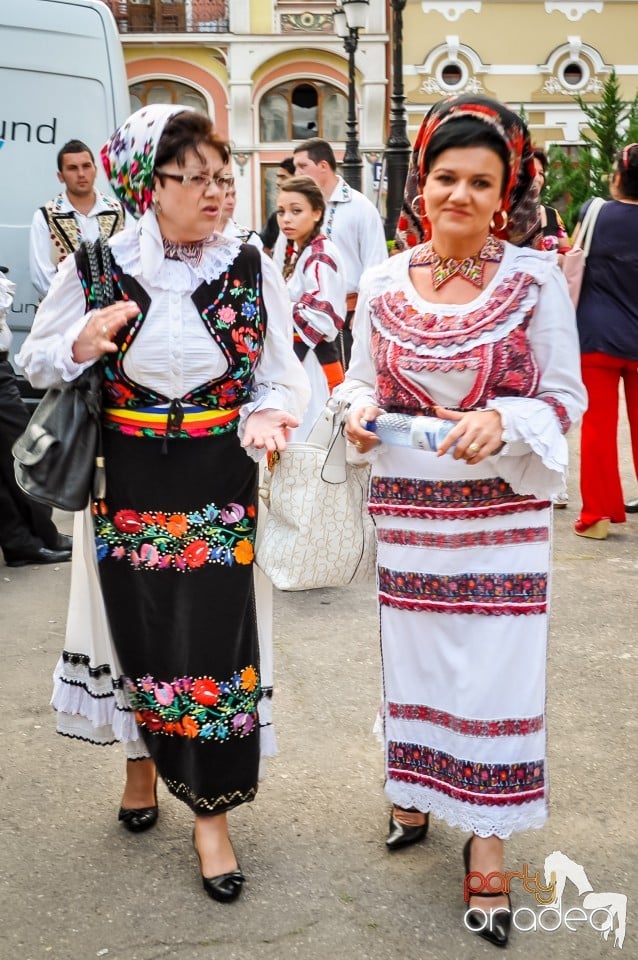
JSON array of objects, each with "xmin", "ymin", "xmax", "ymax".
[{"xmin": 572, "ymin": 196, "xmax": 606, "ymax": 257}]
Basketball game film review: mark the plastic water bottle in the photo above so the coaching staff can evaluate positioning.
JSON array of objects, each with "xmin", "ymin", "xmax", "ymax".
[{"xmin": 361, "ymin": 413, "xmax": 457, "ymax": 453}]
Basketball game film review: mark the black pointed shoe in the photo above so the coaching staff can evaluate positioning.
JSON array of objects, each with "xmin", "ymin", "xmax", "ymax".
[
  {"xmin": 118, "ymin": 778, "xmax": 158, "ymax": 833},
  {"xmin": 463, "ymin": 837, "xmax": 512, "ymax": 948},
  {"xmin": 192, "ymin": 831, "xmax": 245, "ymax": 903},
  {"xmin": 385, "ymin": 808, "xmax": 429, "ymax": 851}
]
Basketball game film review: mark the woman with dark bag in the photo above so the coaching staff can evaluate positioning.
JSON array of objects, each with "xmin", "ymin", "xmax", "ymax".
[
  {"xmin": 17, "ymin": 105, "xmax": 309, "ymax": 902},
  {"xmin": 532, "ymin": 148, "xmax": 571, "ymax": 257},
  {"xmin": 277, "ymin": 175, "xmax": 347, "ymax": 440},
  {"xmin": 338, "ymin": 95, "xmax": 586, "ymax": 947},
  {"xmin": 572, "ymin": 143, "xmax": 638, "ymax": 539}
]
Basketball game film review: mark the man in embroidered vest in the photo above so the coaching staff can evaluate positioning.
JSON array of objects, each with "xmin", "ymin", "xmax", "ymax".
[
  {"xmin": 29, "ymin": 139, "xmax": 126, "ymax": 299},
  {"xmin": 273, "ymin": 137, "xmax": 387, "ymax": 367}
]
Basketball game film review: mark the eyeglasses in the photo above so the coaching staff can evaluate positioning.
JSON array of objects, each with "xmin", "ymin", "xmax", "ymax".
[{"xmin": 155, "ymin": 170, "xmax": 235, "ymax": 192}]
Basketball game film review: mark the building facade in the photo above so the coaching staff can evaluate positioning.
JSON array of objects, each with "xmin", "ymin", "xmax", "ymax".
[
  {"xmin": 101, "ymin": 1, "xmax": 638, "ymax": 231},
  {"xmin": 103, "ymin": 0, "xmax": 388, "ymax": 230},
  {"xmin": 404, "ymin": 2, "xmax": 638, "ymax": 153}
]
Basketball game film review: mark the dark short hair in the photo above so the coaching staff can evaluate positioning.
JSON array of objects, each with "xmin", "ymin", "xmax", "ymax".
[
  {"xmin": 278, "ymin": 175, "xmax": 325, "ymax": 223},
  {"xmin": 57, "ymin": 139, "xmax": 94, "ymax": 171},
  {"xmin": 423, "ymin": 117, "xmax": 510, "ymax": 195},
  {"xmin": 154, "ymin": 111, "xmax": 230, "ymax": 172},
  {"xmin": 533, "ymin": 148, "xmax": 548, "ymax": 173},
  {"xmin": 293, "ymin": 138, "xmax": 337, "ymax": 171},
  {"xmin": 279, "ymin": 157, "xmax": 296, "ymax": 176},
  {"xmin": 615, "ymin": 143, "xmax": 638, "ymax": 199}
]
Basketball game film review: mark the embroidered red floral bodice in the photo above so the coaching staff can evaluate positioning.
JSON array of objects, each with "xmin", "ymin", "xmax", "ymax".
[{"xmin": 371, "ymin": 271, "xmax": 540, "ymax": 414}]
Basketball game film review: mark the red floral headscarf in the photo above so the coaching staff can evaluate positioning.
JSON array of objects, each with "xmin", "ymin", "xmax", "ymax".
[{"xmin": 396, "ymin": 95, "xmax": 542, "ymax": 250}]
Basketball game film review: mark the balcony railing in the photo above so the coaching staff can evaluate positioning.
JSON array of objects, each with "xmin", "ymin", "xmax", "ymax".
[{"xmin": 102, "ymin": 1, "xmax": 229, "ymax": 35}]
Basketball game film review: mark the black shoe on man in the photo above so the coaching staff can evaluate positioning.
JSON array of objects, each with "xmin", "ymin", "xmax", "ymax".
[
  {"xmin": 4, "ymin": 545, "xmax": 72, "ymax": 567},
  {"xmin": 53, "ymin": 533, "xmax": 73, "ymax": 551}
]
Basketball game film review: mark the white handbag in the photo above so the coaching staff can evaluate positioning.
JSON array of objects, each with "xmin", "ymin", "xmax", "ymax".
[{"xmin": 255, "ymin": 400, "xmax": 376, "ymax": 591}]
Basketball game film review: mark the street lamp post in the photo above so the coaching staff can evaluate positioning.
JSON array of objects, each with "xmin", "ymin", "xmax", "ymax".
[
  {"xmin": 383, "ymin": 0, "xmax": 412, "ymax": 241},
  {"xmin": 333, "ymin": 1, "xmax": 370, "ymax": 193}
]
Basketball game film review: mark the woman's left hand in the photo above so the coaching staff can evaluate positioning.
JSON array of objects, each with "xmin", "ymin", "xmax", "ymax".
[
  {"xmin": 242, "ymin": 408, "xmax": 299, "ymax": 453},
  {"xmin": 434, "ymin": 405, "xmax": 504, "ymax": 463}
]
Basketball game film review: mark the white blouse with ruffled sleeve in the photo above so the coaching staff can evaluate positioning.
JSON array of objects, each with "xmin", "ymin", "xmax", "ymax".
[
  {"xmin": 17, "ymin": 210, "xmax": 310, "ymax": 456},
  {"xmin": 335, "ymin": 242, "xmax": 587, "ymax": 499}
]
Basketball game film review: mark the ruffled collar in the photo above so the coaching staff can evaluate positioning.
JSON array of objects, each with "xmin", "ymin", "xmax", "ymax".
[{"xmin": 109, "ymin": 209, "xmax": 243, "ymax": 292}]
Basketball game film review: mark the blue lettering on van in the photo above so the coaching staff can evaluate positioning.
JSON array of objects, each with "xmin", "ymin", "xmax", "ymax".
[{"xmin": 0, "ymin": 118, "xmax": 57, "ymax": 144}]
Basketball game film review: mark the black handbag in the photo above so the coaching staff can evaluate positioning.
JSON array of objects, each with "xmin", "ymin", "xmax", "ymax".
[{"xmin": 12, "ymin": 238, "xmax": 114, "ymax": 511}]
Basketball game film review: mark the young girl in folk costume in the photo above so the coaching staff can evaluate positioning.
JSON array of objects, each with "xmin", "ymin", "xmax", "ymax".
[
  {"xmin": 340, "ymin": 95, "xmax": 586, "ymax": 947},
  {"xmin": 277, "ymin": 176, "xmax": 347, "ymax": 440}
]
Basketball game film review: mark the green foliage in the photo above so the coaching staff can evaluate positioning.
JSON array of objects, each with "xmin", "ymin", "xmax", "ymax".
[
  {"xmin": 543, "ymin": 145, "xmax": 593, "ymax": 232},
  {"xmin": 542, "ymin": 70, "xmax": 638, "ymax": 232}
]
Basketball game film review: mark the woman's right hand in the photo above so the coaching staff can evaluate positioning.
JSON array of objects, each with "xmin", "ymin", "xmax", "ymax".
[
  {"xmin": 71, "ymin": 300, "xmax": 140, "ymax": 363},
  {"xmin": 345, "ymin": 404, "xmax": 381, "ymax": 454}
]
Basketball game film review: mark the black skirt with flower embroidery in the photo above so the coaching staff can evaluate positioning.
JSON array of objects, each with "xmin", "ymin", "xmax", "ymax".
[{"xmin": 95, "ymin": 428, "xmax": 260, "ymax": 814}]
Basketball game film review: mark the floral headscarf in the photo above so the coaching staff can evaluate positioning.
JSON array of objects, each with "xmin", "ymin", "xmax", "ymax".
[
  {"xmin": 397, "ymin": 95, "xmax": 542, "ymax": 250},
  {"xmin": 100, "ymin": 104, "xmax": 192, "ymax": 218}
]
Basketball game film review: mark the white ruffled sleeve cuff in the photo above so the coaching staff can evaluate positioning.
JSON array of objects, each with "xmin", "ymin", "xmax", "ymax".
[{"xmin": 486, "ymin": 397, "xmax": 569, "ymax": 500}]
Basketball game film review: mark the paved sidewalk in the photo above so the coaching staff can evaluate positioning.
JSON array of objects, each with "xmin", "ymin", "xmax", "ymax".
[{"xmin": 1, "ymin": 423, "xmax": 635, "ymax": 960}]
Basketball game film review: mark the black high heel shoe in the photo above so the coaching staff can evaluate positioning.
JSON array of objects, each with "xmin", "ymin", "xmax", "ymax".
[
  {"xmin": 118, "ymin": 777, "xmax": 158, "ymax": 833},
  {"xmin": 192, "ymin": 830, "xmax": 245, "ymax": 903},
  {"xmin": 385, "ymin": 807, "xmax": 429, "ymax": 851},
  {"xmin": 463, "ymin": 837, "xmax": 512, "ymax": 948}
]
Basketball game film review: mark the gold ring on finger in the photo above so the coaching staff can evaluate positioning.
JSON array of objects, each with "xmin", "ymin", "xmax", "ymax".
[
  {"xmin": 468, "ymin": 442, "xmax": 480, "ymax": 454},
  {"xmin": 101, "ymin": 325, "xmax": 108, "ymax": 336},
  {"xmin": 355, "ymin": 441, "xmax": 364, "ymax": 451}
]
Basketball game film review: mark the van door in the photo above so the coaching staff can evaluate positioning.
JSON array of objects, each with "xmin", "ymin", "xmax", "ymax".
[{"xmin": 0, "ymin": 0, "xmax": 129, "ymax": 359}]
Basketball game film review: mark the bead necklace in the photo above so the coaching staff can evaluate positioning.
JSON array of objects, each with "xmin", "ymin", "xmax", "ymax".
[{"xmin": 410, "ymin": 234, "xmax": 504, "ymax": 290}]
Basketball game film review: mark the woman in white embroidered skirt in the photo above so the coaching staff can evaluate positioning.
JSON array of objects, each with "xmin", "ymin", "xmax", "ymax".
[
  {"xmin": 17, "ymin": 105, "xmax": 309, "ymax": 903},
  {"xmin": 277, "ymin": 175, "xmax": 347, "ymax": 440},
  {"xmin": 339, "ymin": 96, "xmax": 586, "ymax": 947}
]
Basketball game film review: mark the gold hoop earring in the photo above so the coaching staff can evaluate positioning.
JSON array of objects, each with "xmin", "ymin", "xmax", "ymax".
[
  {"xmin": 490, "ymin": 210, "xmax": 508, "ymax": 232},
  {"xmin": 410, "ymin": 194, "xmax": 427, "ymax": 220}
]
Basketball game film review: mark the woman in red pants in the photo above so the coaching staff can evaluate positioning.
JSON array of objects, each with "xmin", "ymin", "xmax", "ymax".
[{"xmin": 574, "ymin": 143, "xmax": 638, "ymax": 539}]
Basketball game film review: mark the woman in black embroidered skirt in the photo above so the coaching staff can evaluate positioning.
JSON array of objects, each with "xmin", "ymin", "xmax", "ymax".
[{"xmin": 17, "ymin": 105, "xmax": 309, "ymax": 901}]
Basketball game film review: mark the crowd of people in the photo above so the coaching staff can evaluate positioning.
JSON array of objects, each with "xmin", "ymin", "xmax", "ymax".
[{"xmin": 3, "ymin": 94, "xmax": 637, "ymax": 947}]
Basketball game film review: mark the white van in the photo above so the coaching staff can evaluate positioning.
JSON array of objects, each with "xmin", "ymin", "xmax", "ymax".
[{"xmin": 0, "ymin": 0, "xmax": 130, "ymax": 359}]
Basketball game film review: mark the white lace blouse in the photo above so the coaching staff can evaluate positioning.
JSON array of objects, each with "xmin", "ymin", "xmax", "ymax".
[{"xmin": 17, "ymin": 210, "xmax": 310, "ymax": 457}]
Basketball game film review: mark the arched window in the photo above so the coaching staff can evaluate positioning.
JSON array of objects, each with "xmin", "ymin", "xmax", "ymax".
[
  {"xmin": 260, "ymin": 81, "xmax": 347, "ymax": 142},
  {"xmin": 129, "ymin": 80, "xmax": 208, "ymax": 114}
]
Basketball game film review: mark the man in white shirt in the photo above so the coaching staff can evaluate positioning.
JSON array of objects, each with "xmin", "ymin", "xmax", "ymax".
[
  {"xmin": 29, "ymin": 139, "xmax": 125, "ymax": 299},
  {"xmin": 273, "ymin": 137, "xmax": 387, "ymax": 366}
]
